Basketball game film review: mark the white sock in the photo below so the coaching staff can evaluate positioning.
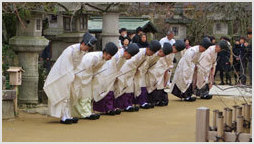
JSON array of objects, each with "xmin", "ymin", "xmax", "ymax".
[
  {"xmin": 126, "ymin": 106, "xmax": 132, "ymax": 110},
  {"xmin": 141, "ymin": 103, "xmax": 148, "ymax": 107}
]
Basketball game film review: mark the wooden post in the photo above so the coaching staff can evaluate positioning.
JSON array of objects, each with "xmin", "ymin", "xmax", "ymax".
[
  {"xmin": 232, "ymin": 105, "xmax": 239, "ymax": 123},
  {"xmin": 244, "ymin": 104, "xmax": 250, "ymax": 122},
  {"xmin": 217, "ymin": 111, "xmax": 223, "ymax": 131},
  {"xmin": 217, "ymin": 115, "xmax": 224, "ymax": 142},
  {"xmin": 236, "ymin": 106, "xmax": 242, "ymax": 118},
  {"xmin": 242, "ymin": 103, "xmax": 246, "ymax": 119},
  {"xmin": 250, "ymin": 102, "xmax": 252, "ymax": 119},
  {"xmin": 250, "ymin": 103, "xmax": 252, "ymax": 119},
  {"xmin": 245, "ymin": 104, "xmax": 251, "ymax": 133},
  {"xmin": 223, "ymin": 108, "xmax": 228, "ymax": 125},
  {"xmin": 13, "ymin": 86, "xmax": 19, "ymax": 116},
  {"xmin": 237, "ymin": 116, "xmax": 244, "ymax": 133},
  {"xmin": 226, "ymin": 108, "xmax": 232, "ymax": 132},
  {"xmin": 212, "ymin": 110, "xmax": 219, "ymax": 131},
  {"xmin": 196, "ymin": 107, "xmax": 210, "ymax": 142}
]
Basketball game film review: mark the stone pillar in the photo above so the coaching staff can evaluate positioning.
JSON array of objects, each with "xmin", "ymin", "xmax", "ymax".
[
  {"xmin": 101, "ymin": 12, "xmax": 119, "ymax": 48},
  {"xmin": 9, "ymin": 12, "xmax": 49, "ymax": 104}
]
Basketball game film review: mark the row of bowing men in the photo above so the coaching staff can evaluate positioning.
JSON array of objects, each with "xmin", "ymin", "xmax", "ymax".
[{"xmin": 43, "ymin": 32, "xmax": 230, "ymax": 124}]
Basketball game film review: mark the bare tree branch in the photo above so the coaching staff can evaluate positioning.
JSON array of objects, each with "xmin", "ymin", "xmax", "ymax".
[
  {"xmin": 13, "ymin": 3, "xmax": 26, "ymax": 29},
  {"xmin": 84, "ymin": 3, "xmax": 104, "ymax": 12}
]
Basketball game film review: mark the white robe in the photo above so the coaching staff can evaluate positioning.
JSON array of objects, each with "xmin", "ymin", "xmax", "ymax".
[
  {"xmin": 146, "ymin": 53, "xmax": 175, "ymax": 93},
  {"xmin": 116, "ymin": 48, "xmax": 148, "ymax": 97},
  {"xmin": 75, "ymin": 51, "xmax": 106, "ymax": 101},
  {"xmin": 196, "ymin": 45, "xmax": 217, "ymax": 89},
  {"xmin": 93, "ymin": 48, "xmax": 126, "ymax": 101},
  {"xmin": 132, "ymin": 48, "xmax": 152, "ymax": 97},
  {"xmin": 72, "ymin": 51, "xmax": 106, "ymax": 118},
  {"xmin": 171, "ymin": 45, "xmax": 202, "ymax": 93},
  {"xmin": 43, "ymin": 43, "xmax": 87, "ymax": 118}
]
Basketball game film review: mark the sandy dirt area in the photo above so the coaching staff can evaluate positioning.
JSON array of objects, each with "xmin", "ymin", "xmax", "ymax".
[{"xmin": 2, "ymin": 94, "xmax": 251, "ymax": 142}]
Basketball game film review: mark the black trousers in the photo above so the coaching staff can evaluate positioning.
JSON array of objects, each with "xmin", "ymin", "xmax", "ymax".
[
  {"xmin": 171, "ymin": 84, "xmax": 193, "ymax": 99},
  {"xmin": 196, "ymin": 84, "xmax": 209, "ymax": 97},
  {"xmin": 148, "ymin": 89, "xmax": 168, "ymax": 104}
]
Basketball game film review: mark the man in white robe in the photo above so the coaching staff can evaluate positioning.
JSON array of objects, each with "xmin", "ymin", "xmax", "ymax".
[
  {"xmin": 146, "ymin": 40, "xmax": 186, "ymax": 106},
  {"xmin": 111, "ymin": 40, "xmax": 161, "ymax": 111},
  {"xmin": 43, "ymin": 32, "xmax": 97, "ymax": 124},
  {"xmin": 72, "ymin": 42, "xmax": 118, "ymax": 120},
  {"xmin": 171, "ymin": 37, "xmax": 212, "ymax": 102},
  {"xmin": 92, "ymin": 43, "xmax": 139, "ymax": 115},
  {"xmin": 196, "ymin": 40, "xmax": 230, "ymax": 99}
]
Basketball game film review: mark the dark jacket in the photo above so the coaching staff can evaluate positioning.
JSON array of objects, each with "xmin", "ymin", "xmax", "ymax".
[
  {"xmin": 132, "ymin": 34, "xmax": 140, "ymax": 43},
  {"xmin": 137, "ymin": 41, "xmax": 149, "ymax": 48},
  {"xmin": 246, "ymin": 41, "xmax": 252, "ymax": 62},
  {"xmin": 41, "ymin": 45, "xmax": 51, "ymax": 59},
  {"xmin": 239, "ymin": 43, "xmax": 247, "ymax": 62},
  {"xmin": 216, "ymin": 49, "xmax": 231, "ymax": 71}
]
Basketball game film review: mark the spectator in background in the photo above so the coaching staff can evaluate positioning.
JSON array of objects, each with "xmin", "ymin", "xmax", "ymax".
[
  {"xmin": 215, "ymin": 36, "xmax": 232, "ymax": 85},
  {"xmin": 41, "ymin": 41, "xmax": 51, "ymax": 73},
  {"xmin": 239, "ymin": 36, "xmax": 247, "ymax": 84},
  {"xmin": 121, "ymin": 37, "xmax": 130, "ymax": 49},
  {"xmin": 132, "ymin": 27, "xmax": 143, "ymax": 43},
  {"xmin": 159, "ymin": 31, "xmax": 176, "ymax": 46},
  {"xmin": 246, "ymin": 28, "xmax": 252, "ymax": 85},
  {"xmin": 209, "ymin": 36, "xmax": 216, "ymax": 44},
  {"xmin": 137, "ymin": 33, "xmax": 149, "ymax": 48},
  {"xmin": 127, "ymin": 31, "xmax": 135, "ymax": 43},
  {"xmin": 233, "ymin": 39, "xmax": 241, "ymax": 84},
  {"xmin": 118, "ymin": 28, "xmax": 128, "ymax": 48},
  {"xmin": 184, "ymin": 38, "xmax": 191, "ymax": 49}
]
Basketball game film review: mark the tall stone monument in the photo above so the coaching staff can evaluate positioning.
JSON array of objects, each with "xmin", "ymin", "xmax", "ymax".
[
  {"xmin": 9, "ymin": 11, "xmax": 49, "ymax": 105},
  {"xmin": 101, "ymin": 12, "xmax": 120, "ymax": 48}
]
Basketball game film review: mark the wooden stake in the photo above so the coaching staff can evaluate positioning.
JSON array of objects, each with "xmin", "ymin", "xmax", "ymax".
[
  {"xmin": 226, "ymin": 108, "xmax": 232, "ymax": 131},
  {"xmin": 242, "ymin": 103, "xmax": 246, "ymax": 119},
  {"xmin": 237, "ymin": 116, "xmax": 244, "ymax": 133},
  {"xmin": 223, "ymin": 108, "xmax": 228, "ymax": 124},
  {"xmin": 217, "ymin": 111, "xmax": 223, "ymax": 131},
  {"xmin": 13, "ymin": 86, "xmax": 19, "ymax": 116},
  {"xmin": 212, "ymin": 110, "xmax": 219, "ymax": 131},
  {"xmin": 245, "ymin": 104, "xmax": 251, "ymax": 133},
  {"xmin": 232, "ymin": 105, "xmax": 239, "ymax": 122},
  {"xmin": 250, "ymin": 102, "xmax": 252, "ymax": 119},
  {"xmin": 196, "ymin": 107, "xmax": 210, "ymax": 142},
  {"xmin": 244, "ymin": 104, "xmax": 250, "ymax": 122},
  {"xmin": 236, "ymin": 106, "xmax": 242, "ymax": 118},
  {"xmin": 217, "ymin": 115, "xmax": 224, "ymax": 142}
]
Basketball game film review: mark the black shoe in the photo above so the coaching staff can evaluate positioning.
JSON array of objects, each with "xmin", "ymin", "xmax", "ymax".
[
  {"xmin": 140, "ymin": 103, "xmax": 150, "ymax": 109},
  {"xmin": 114, "ymin": 109, "xmax": 121, "ymax": 115},
  {"xmin": 134, "ymin": 106, "xmax": 139, "ymax": 111},
  {"xmin": 124, "ymin": 106, "xmax": 135, "ymax": 112},
  {"xmin": 95, "ymin": 114, "xmax": 100, "ymax": 119},
  {"xmin": 149, "ymin": 103, "xmax": 154, "ymax": 108},
  {"xmin": 162, "ymin": 101, "xmax": 168, "ymax": 106},
  {"xmin": 184, "ymin": 97, "xmax": 196, "ymax": 102},
  {"xmin": 201, "ymin": 94, "xmax": 213, "ymax": 99},
  {"xmin": 105, "ymin": 110, "xmax": 115, "ymax": 116},
  {"xmin": 60, "ymin": 119, "xmax": 73, "ymax": 124},
  {"xmin": 85, "ymin": 114, "xmax": 99, "ymax": 120},
  {"xmin": 157, "ymin": 101, "xmax": 168, "ymax": 106},
  {"xmin": 72, "ymin": 117, "xmax": 79, "ymax": 123},
  {"xmin": 195, "ymin": 89, "xmax": 201, "ymax": 96},
  {"xmin": 157, "ymin": 102, "xmax": 164, "ymax": 106}
]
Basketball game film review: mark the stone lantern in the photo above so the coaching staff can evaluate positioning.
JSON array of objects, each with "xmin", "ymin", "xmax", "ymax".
[{"xmin": 9, "ymin": 11, "xmax": 49, "ymax": 105}]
